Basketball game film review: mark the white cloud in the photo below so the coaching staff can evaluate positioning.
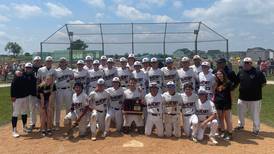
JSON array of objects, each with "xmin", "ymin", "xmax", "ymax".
[
  {"xmin": 95, "ymin": 12, "xmax": 104, "ymax": 18},
  {"xmin": 140, "ymin": 0, "xmax": 166, "ymax": 6},
  {"xmin": 173, "ymin": 1, "xmax": 182, "ymax": 9},
  {"xmin": 0, "ymin": 4, "xmax": 9, "ymax": 11},
  {"xmin": 45, "ymin": 2, "xmax": 72, "ymax": 18},
  {"xmin": 68, "ymin": 20, "xmax": 85, "ymax": 24},
  {"xmin": 116, "ymin": 4, "xmax": 173, "ymax": 22},
  {"xmin": 84, "ymin": 0, "xmax": 105, "ymax": 8},
  {"xmin": 0, "ymin": 15, "xmax": 9, "ymax": 22},
  {"xmin": 12, "ymin": 4, "xmax": 42, "ymax": 18}
]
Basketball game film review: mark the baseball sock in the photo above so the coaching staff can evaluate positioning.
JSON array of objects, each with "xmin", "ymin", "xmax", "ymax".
[
  {"xmin": 21, "ymin": 114, "xmax": 27, "ymax": 126},
  {"xmin": 12, "ymin": 116, "xmax": 18, "ymax": 129}
]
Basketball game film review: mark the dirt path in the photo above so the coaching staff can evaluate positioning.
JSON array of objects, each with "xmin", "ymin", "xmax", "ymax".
[{"xmin": 1, "ymin": 114, "xmax": 274, "ymax": 154}]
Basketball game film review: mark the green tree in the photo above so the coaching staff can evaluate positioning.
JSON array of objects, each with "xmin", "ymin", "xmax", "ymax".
[
  {"xmin": 68, "ymin": 39, "xmax": 88, "ymax": 50},
  {"xmin": 4, "ymin": 42, "xmax": 22, "ymax": 56}
]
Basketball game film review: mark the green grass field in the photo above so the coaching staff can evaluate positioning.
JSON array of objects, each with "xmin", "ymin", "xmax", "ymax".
[{"xmin": 0, "ymin": 86, "xmax": 274, "ymax": 127}]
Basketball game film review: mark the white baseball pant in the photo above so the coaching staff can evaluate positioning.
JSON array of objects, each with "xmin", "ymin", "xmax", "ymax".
[
  {"xmin": 55, "ymin": 89, "xmax": 73, "ymax": 126},
  {"xmin": 90, "ymin": 110, "xmax": 106, "ymax": 134},
  {"xmin": 183, "ymin": 114, "xmax": 199, "ymax": 137},
  {"xmin": 195, "ymin": 119, "xmax": 218, "ymax": 140},
  {"xmin": 13, "ymin": 97, "xmax": 28, "ymax": 117},
  {"xmin": 27, "ymin": 95, "xmax": 39, "ymax": 126},
  {"xmin": 123, "ymin": 114, "xmax": 144, "ymax": 127},
  {"xmin": 105, "ymin": 108, "xmax": 123, "ymax": 132},
  {"xmin": 145, "ymin": 113, "xmax": 164, "ymax": 137},
  {"xmin": 64, "ymin": 111, "xmax": 89, "ymax": 135},
  {"xmin": 164, "ymin": 114, "xmax": 181, "ymax": 137},
  {"xmin": 237, "ymin": 99, "xmax": 261, "ymax": 132}
]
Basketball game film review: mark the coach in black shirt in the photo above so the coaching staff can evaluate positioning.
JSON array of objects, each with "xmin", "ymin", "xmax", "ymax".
[{"xmin": 235, "ymin": 57, "xmax": 266, "ymax": 136}]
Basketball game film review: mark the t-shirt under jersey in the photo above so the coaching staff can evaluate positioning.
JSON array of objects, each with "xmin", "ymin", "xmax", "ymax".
[
  {"xmin": 145, "ymin": 93, "xmax": 163, "ymax": 114},
  {"xmin": 196, "ymin": 99, "xmax": 216, "ymax": 122},
  {"xmin": 162, "ymin": 92, "xmax": 181, "ymax": 114},
  {"xmin": 88, "ymin": 69, "xmax": 104, "ymax": 89},
  {"xmin": 106, "ymin": 87, "xmax": 125, "ymax": 109},
  {"xmin": 132, "ymin": 70, "xmax": 148, "ymax": 90},
  {"xmin": 73, "ymin": 69, "xmax": 89, "ymax": 88},
  {"xmin": 161, "ymin": 67, "xmax": 178, "ymax": 87},
  {"xmin": 103, "ymin": 67, "xmax": 118, "ymax": 88},
  {"xmin": 177, "ymin": 68, "xmax": 197, "ymax": 91},
  {"xmin": 89, "ymin": 90, "xmax": 109, "ymax": 112},
  {"xmin": 147, "ymin": 68, "xmax": 163, "ymax": 86},
  {"xmin": 181, "ymin": 93, "xmax": 198, "ymax": 116},
  {"xmin": 55, "ymin": 67, "xmax": 74, "ymax": 89},
  {"xmin": 72, "ymin": 92, "xmax": 89, "ymax": 114},
  {"xmin": 198, "ymin": 72, "xmax": 216, "ymax": 94},
  {"xmin": 117, "ymin": 67, "xmax": 132, "ymax": 87}
]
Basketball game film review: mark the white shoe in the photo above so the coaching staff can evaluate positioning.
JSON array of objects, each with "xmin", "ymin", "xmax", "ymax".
[
  {"xmin": 91, "ymin": 134, "xmax": 96, "ymax": 141},
  {"xmin": 209, "ymin": 137, "xmax": 218, "ymax": 145},
  {"xmin": 12, "ymin": 131, "xmax": 20, "ymax": 138},
  {"xmin": 102, "ymin": 131, "xmax": 107, "ymax": 138},
  {"xmin": 192, "ymin": 137, "xmax": 198, "ymax": 143}
]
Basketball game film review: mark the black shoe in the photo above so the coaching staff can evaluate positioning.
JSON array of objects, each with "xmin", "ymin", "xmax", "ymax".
[
  {"xmin": 224, "ymin": 132, "xmax": 232, "ymax": 141},
  {"xmin": 47, "ymin": 129, "xmax": 52, "ymax": 136},
  {"xmin": 252, "ymin": 131, "xmax": 259, "ymax": 136},
  {"xmin": 219, "ymin": 130, "xmax": 225, "ymax": 138},
  {"xmin": 41, "ymin": 130, "xmax": 46, "ymax": 137},
  {"xmin": 234, "ymin": 126, "xmax": 244, "ymax": 131}
]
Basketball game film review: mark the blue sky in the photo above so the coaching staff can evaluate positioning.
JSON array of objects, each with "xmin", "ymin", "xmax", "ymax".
[{"xmin": 0, "ymin": 0, "xmax": 274, "ymax": 54}]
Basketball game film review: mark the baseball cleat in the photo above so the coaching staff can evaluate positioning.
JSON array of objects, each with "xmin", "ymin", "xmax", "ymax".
[
  {"xmin": 91, "ymin": 134, "xmax": 96, "ymax": 141},
  {"xmin": 12, "ymin": 131, "xmax": 20, "ymax": 138},
  {"xmin": 192, "ymin": 137, "xmax": 198, "ymax": 143},
  {"xmin": 234, "ymin": 126, "xmax": 244, "ymax": 131},
  {"xmin": 209, "ymin": 137, "xmax": 218, "ymax": 145},
  {"xmin": 47, "ymin": 129, "xmax": 52, "ymax": 136},
  {"xmin": 252, "ymin": 131, "xmax": 259, "ymax": 136},
  {"xmin": 23, "ymin": 126, "xmax": 31, "ymax": 133},
  {"xmin": 102, "ymin": 131, "xmax": 108, "ymax": 138},
  {"xmin": 224, "ymin": 133, "xmax": 232, "ymax": 141}
]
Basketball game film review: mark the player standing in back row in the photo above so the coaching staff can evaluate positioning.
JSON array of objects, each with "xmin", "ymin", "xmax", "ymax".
[{"xmin": 161, "ymin": 57, "xmax": 178, "ymax": 92}]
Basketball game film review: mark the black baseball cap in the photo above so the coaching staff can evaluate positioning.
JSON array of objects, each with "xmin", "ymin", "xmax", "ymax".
[{"xmin": 216, "ymin": 58, "xmax": 226, "ymax": 63}]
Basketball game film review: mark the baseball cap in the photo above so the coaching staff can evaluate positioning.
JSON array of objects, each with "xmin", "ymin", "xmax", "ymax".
[
  {"xmin": 165, "ymin": 57, "xmax": 173, "ymax": 63},
  {"xmin": 216, "ymin": 58, "xmax": 226, "ymax": 63},
  {"xmin": 201, "ymin": 61, "xmax": 210, "ymax": 67},
  {"xmin": 25, "ymin": 62, "xmax": 33, "ymax": 68},
  {"xmin": 107, "ymin": 58, "xmax": 114, "ymax": 63},
  {"xmin": 193, "ymin": 55, "xmax": 201, "ymax": 60},
  {"xmin": 134, "ymin": 61, "xmax": 142, "ymax": 66},
  {"xmin": 243, "ymin": 57, "xmax": 252, "ymax": 63},
  {"xmin": 128, "ymin": 53, "xmax": 135, "ymax": 58},
  {"xmin": 59, "ymin": 57, "xmax": 67, "ymax": 62},
  {"xmin": 101, "ymin": 55, "xmax": 107, "ymax": 60},
  {"xmin": 33, "ymin": 56, "xmax": 41, "ymax": 61},
  {"xmin": 112, "ymin": 77, "xmax": 120, "ymax": 82},
  {"xmin": 93, "ymin": 60, "xmax": 100, "ymax": 64},
  {"xmin": 181, "ymin": 57, "xmax": 190, "ymax": 62},
  {"xmin": 85, "ymin": 55, "xmax": 93, "ymax": 61},
  {"xmin": 198, "ymin": 88, "xmax": 207, "ymax": 95},
  {"xmin": 120, "ymin": 57, "xmax": 127, "ymax": 62},
  {"xmin": 97, "ymin": 78, "xmax": 105, "ymax": 85},
  {"xmin": 151, "ymin": 57, "xmax": 158, "ymax": 62},
  {"xmin": 166, "ymin": 81, "xmax": 175, "ymax": 88},
  {"xmin": 77, "ymin": 60, "xmax": 85, "ymax": 65},
  {"xmin": 149, "ymin": 82, "xmax": 159, "ymax": 88},
  {"xmin": 142, "ymin": 57, "xmax": 149, "ymax": 63},
  {"xmin": 45, "ymin": 56, "xmax": 53, "ymax": 62}
]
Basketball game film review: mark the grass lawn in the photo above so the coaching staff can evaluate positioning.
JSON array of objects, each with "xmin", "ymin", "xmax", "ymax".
[{"xmin": 0, "ymin": 85, "xmax": 274, "ymax": 127}]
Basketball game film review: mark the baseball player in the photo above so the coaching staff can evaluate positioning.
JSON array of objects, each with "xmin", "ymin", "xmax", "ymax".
[
  {"xmin": 104, "ymin": 77, "xmax": 125, "ymax": 137},
  {"xmin": 161, "ymin": 57, "xmax": 179, "ymax": 92},
  {"xmin": 37, "ymin": 56, "xmax": 56, "ymax": 84},
  {"xmin": 89, "ymin": 78, "xmax": 109, "ymax": 141},
  {"xmin": 198, "ymin": 61, "xmax": 216, "ymax": 100},
  {"xmin": 132, "ymin": 61, "xmax": 148, "ymax": 94},
  {"xmin": 83, "ymin": 55, "xmax": 93, "ymax": 70},
  {"xmin": 32, "ymin": 56, "xmax": 42, "ymax": 77},
  {"xmin": 55, "ymin": 57, "xmax": 74, "ymax": 130},
  {"xmin": 195, "ymin": 88, "xmax": 218, "ymax": 145},
  {"xmin": 64, "ymin": 82, "xmax": 90, "ymax": 138},
  {"xmin": 103, "ymin": 58, "xmax": 118, "ymax": 88},
  {"xmin": 181, "ymin": 83, "xmax": 199, "ymax": 142},
  {"xmin": 141, "ymin": 57, "xmax": 150, "ymax": 74},
  {"xmin": 177, "ymin": 57, "xmax": 198, "ymax": 92},
  {"xmin": 127, "ymin": 53, "xmax": 135, "ymax": 72},
  {"xmin": 123, "ymin": 78, "xmax": 144, "ymax": 134},
  {"xmin": 147, "ymin": 57, "xmax": 164, "ymax": 91},
  {"xmin": 87, "ymin": 60, "xmax": 104, "ymax": 94},
  {"xmin": 190, "ymin": 55, "xmax": 202, "ymax": 75},
  {"xmin": 145, "ymin": 82, "xmax": 164, "ymax": 137},
  {"xmin": 162, "ymin": 81, "xmax": 181, "ymax": 138},
  {"xmin": 73, "ymin": 60, "xmax": 89, "ymax": 94},
  {"xmin": 117, "ymin": 57, "xmax": 132, "ymax": 88},
  {"xmin": 10, "ymin": 70, "xmax": 29, "ymax": 138},
  {"xmin": 99, "ymin": 55, "xmax": 107, "ymax": 70}
]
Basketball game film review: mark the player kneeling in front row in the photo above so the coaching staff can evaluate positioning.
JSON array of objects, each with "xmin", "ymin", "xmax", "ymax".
[
  {"xmin": 104, "ymin": 77, "xmax": 125, "ymax": 137},
  {"xmin": 122, "ymin": 78, "xmax": 144, "ymax": 134},
  {"xmin": 64, "ymin": 82, "xmax": 90, "ymax": 139},
  {"xmin": 145, "ymin": 82, "xmax": 164, "ymax": 137},
  {"xmin": 194, "ymin": 88, "xmax": 218, "ymax": 145},
  {"xmin": 162, "ymin": 81, "xmax": 181, "ymax": 138},
  {"xmin": 181, "ymin": 84, "xmax": 199, "ymax": 142},
  {"xmin": 89, "ymin": 78, "xmax": 109, "ymax": 141}
]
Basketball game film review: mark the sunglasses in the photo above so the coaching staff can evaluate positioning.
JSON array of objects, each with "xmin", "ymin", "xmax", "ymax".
[{"xmin": 244, "ymin": 62, "xmax": 251, "ymax": 64}]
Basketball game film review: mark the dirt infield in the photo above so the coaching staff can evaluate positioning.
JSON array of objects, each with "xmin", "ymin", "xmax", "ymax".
[{"xmin": 1, "ymin": 114, "xmax": 274, "ymax": 154}]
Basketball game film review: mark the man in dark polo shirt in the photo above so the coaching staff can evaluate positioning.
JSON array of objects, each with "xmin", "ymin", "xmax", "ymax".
[{"xmin": 235, "ymin": 57, "xmax": 266, "ymax": 136}]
